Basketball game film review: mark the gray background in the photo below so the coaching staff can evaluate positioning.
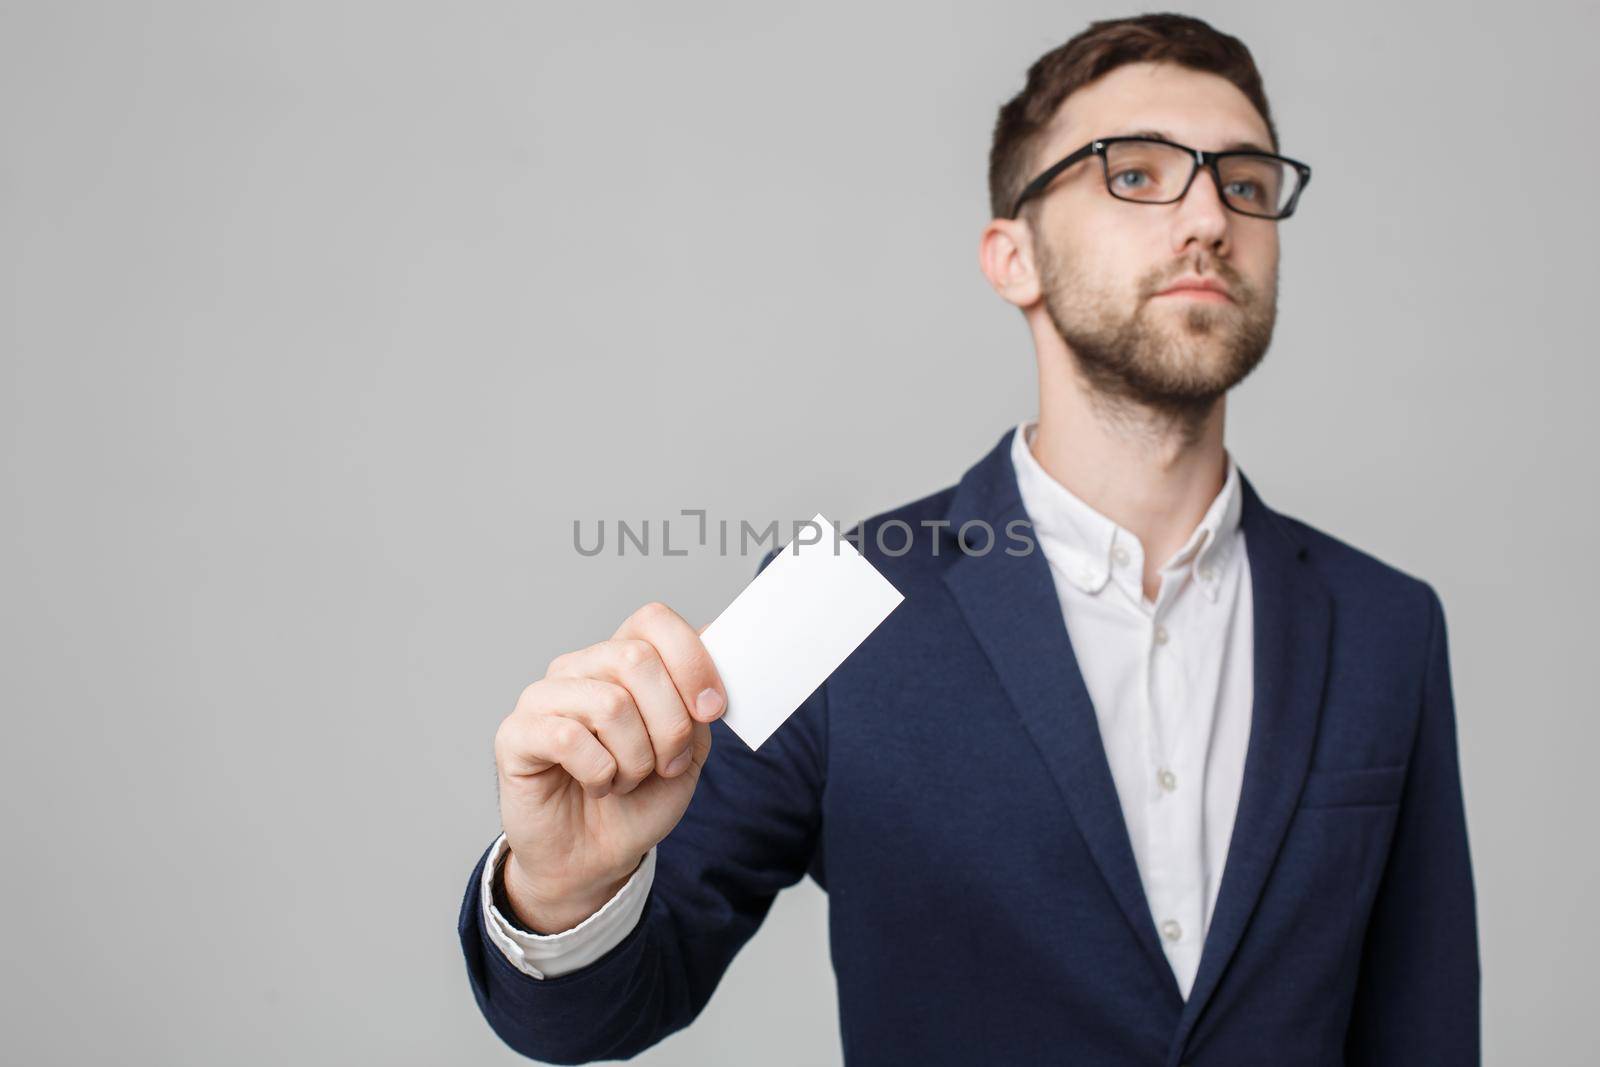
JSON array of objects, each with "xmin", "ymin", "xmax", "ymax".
[{"xmin": 2, "ymin": 1, "xmax": 1594, "ymax": 1063}]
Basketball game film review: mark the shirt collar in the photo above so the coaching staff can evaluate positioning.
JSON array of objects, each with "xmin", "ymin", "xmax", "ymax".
[{"xmin": 1010, "ymin": 418, "xmax": 1243, "ymax": 603}]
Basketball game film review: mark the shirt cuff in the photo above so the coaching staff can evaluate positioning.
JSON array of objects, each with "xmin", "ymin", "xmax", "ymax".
[{"xmin": 479, "ymin": 832, "xmax": 656, "ymax": 980}]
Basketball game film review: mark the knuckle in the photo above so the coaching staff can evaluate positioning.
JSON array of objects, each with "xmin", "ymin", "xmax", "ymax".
[
  {"xmin": 635, "ymin": 600, "xmax": 676, "ymax": 626},
  {"xmin": 664, "ymin": 632, "xmax": 712, "ymax": 674},
  {"xmin": 625, "ymin": 749, "xmax": 657, "ymax": 781},
  {"xmin": 612, "ymin": 638, "xmax": 656, "ymax": 672},
  {"xmin": 544, "ymin": 650, "xmax": 574, "ymax": 678},
  {"xmin": 586, "ymin": 751, "xmax": 618, "ymax": 785},
  {"xmin": 545, "ymin": 715, "xmax": 584, "ymax": 752},
  {"xmin": 656, "ymin": 720, "xmax": 693, "ymax": 754},
  {"xmin": 492, "ymin": 715, "xmax": 518, "ymax": 761},
  {"xmin": 589, "ymin": 680, "xmax": 634, "ymax": 723},
  {"xmin": 685, "ymin": 647, "xmax": 717, "ymax": 683}
]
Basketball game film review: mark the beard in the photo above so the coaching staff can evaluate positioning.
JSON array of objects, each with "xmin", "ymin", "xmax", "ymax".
[{"xmin": 1036, "ymin": 233, "xmax": 1277, "ymax": 435}]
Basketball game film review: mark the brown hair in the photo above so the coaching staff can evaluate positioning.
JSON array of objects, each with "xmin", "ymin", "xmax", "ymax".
[{"xmin": 988, "ymin": 13, "xmax": 1278, "ymax": 220}]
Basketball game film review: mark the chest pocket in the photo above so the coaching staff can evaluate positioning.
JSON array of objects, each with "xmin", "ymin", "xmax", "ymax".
[{"xmin": 1298, "ymin": 764, "xmax": 1407, "ymax": 808}]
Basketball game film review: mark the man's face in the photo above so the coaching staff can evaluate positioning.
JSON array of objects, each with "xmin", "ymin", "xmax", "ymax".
[{"xmin": 1025, "ymin": 62, "xmax": 1281, "ymax": 413}]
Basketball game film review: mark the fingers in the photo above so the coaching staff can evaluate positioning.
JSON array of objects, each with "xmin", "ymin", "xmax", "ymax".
[
  {"xmin": 547, "ymin": 640, "xmax": 693, "ymax": 785},
  {"xmin": 519, "ymin": 673, "xmax": 665, "ymax": 794},
  {"xmin": 685, "ymin": 716, "xmax": 714, "ymax": 775},
  {"xmin": 613, "ymin": 602, "xmax": 728, "ymax": 726},
  {"xmin": 496, "ymin": 683, "xmax": 621, "ymax": 799},
  {"xmin": 504, "ymin": 602, "xmax": 725, "ymax": 800}
]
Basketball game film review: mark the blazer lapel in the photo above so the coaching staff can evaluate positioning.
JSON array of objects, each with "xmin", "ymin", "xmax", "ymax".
[
  {"xmin": 1174, "ymin": 471, "xmax": 1332, "ymax": 1044},
  {"xmin": 940, "ymin": 428, "xmax": 1182, "ymax": 999},
  {"xmin": 937, "ymin": 427, "xmax": 1335, "ymax": 1033}
]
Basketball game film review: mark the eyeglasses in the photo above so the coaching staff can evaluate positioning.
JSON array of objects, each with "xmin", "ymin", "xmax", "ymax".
[{"xmin": 1008, "ymin": 135, "xmax": 1312, "ymax": 221}]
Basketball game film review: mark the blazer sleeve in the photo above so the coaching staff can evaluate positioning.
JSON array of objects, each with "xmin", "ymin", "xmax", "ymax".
[
  {"xmin": 457, "ymin": 549, "xmax": 829, "ymax": 1064},
  {"xmin": 1344, "ymin": 584, "xmax": 1481, "ymax": 1065}
]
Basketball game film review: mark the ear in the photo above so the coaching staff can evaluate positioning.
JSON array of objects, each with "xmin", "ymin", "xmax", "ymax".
[{"xmin": 978, "ymin": 216, "xmax": 1042, "ymax": 309}]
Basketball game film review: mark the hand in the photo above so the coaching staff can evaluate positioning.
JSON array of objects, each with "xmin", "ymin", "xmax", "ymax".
[{"xmin": 493, "ymin": 602, "xmax": 727, "ymax": 932}]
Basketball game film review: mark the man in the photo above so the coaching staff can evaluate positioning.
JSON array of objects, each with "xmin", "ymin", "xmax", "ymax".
[{"xmin": 459, "ymin": 13, "xmax": 1479, "ymax": 1065}]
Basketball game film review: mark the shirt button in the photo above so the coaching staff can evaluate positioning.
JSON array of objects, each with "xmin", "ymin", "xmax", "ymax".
[
  {"xmin": 1158, "ymin": 768, "xmax": 1177, "ymax": 792},
  {"xmin": 1153, "ymin": 625, "xmax": 1169, "ymax": 646},
  {"xmin": 1111, "ymin": 544, "xmax": 1130, "ymax": 566},
  {"xmin": 1198, "ymin": 564, "xmax": 1214, "ymax": 581},
  {"xmin": 1161, "ymin": 919, "xmax": 1183, "ymax": 942}
]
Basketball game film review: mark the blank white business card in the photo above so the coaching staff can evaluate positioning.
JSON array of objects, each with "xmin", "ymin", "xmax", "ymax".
[{"xmin": 701, "ymin": 513, "xmax": 904, "ymax": 750}]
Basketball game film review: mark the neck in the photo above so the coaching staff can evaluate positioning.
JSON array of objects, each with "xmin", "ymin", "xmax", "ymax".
[{"xmin": 1029, "ymin": 332, "xmax": 1230, "ymax": 589}]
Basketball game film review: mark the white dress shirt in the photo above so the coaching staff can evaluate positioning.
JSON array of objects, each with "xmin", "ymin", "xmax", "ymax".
[
  {"xmin": 480, "ymin": 833, "xmax": 656, "ymax": 979},
  {"xmin": 483, "ymin": 418, "xmax": 1253, "ymax": 999},
  {"xmin": 1009, "ymin": 419, "xmax": 1253, "ymax": 999}
]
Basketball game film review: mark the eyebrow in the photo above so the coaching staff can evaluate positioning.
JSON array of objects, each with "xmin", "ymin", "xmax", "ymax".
[{"xmin": 1116, "ymin": 128, "xmax": 1275, "ymax": 154}]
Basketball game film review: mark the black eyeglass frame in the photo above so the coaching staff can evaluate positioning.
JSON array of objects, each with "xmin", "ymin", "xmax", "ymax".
[{"xmin": 1008, "ymin": 135, "xmax": 1313, "ymax": 221}]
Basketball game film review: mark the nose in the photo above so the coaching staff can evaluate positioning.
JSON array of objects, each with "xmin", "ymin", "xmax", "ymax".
[{"xmin": 1172, "ymin": 163, "xmax": 1230, "ymax": 253}]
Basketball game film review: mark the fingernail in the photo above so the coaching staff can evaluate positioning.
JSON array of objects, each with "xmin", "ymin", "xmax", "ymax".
[
  {"xmin": 696, "ymin": 688, "xmax": 725, "ymax": 720},
  {"xmin": 665, "ymin": 749, "xmax": 693, "ymax": 776}
]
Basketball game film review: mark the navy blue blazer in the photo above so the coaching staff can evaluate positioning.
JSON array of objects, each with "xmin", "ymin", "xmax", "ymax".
[{"xmin": 459, "ymin": 426, "xmax": 1479, "ymax": 1066}]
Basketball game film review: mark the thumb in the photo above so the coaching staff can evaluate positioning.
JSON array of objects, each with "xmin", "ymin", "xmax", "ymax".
[{"xmin": 688, "ymin": 719, "xmax": 714, "ymax": 773}]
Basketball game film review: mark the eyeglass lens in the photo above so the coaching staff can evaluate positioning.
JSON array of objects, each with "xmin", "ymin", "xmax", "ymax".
[{"xmin": 1104, "ymin": 140, "xmax": 1299, "ymax": 217}]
